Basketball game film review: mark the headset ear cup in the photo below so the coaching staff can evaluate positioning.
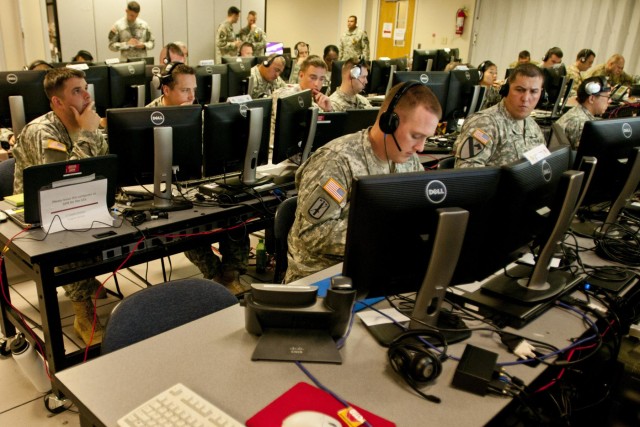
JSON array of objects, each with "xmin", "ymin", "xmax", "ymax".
[
  {"xmin": 409, "ymin": 350, "xmax": 442, "ymax": 383},
  {"xmin": 152, "ymin": 73, "xmax": 162, "ymax": 90},
  {"xmin": 350, "ymin": 65, "xmax": 361, "ymax": 80},
  {"xmin": 379, "ymin": 111, "xmax": 398, "ymax": 134},
  {"xmin": 499, "ymin": 82, "xmax": 509, "ymax": 97}
]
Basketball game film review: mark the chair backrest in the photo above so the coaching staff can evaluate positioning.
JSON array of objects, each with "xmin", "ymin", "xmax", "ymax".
[
  {"xmin": 273, "ymin": 196, "xmax": 297, "ymax": 283},
  {"xmin": 549, "ymin": 122, "xmax": 572, "ymax": 150},
  {"xmin": 101, "ymin": 278, "xmax": 238, "ymax": 354},
  {"xmin": 437, "ymin": 156, "xmax": 456, "ymax": 169},
  {"xmin": 0, "ymin": 157, "xmax": 15, "ymax": 199}
]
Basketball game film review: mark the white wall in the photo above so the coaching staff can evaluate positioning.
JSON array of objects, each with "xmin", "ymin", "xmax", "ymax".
[{"xmin": 0, "ymin": 0, "xmax": 25, "ymax": 70}]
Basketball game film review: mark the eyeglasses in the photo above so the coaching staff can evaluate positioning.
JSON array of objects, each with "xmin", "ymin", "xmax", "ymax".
[{"xmin": 596, "ymin": 94, "xmax": 611, "ymax": 99}]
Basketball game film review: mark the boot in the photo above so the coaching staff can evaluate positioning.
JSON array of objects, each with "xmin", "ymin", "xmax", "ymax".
[
  {"xmin": 72, "ymin": 300, "xmax": 103, "ymax": 345},
  {"xmin": 215, "ymin": 270, "xmax": 249, "ymax": 296}
]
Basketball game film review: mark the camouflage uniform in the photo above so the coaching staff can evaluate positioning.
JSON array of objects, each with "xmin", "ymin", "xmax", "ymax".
[
  {"xmin": 11, "ymin": 111, "xmax": 108, "ymax": 302},
  {"xmin": 453, "ymin": 100, "xmax": 544, "ymax": 168},
  {"xmin": 108, "ymin": 17, "xmax": 155, "ymax": 61},
  {"xmin": 566, "ymin": 64, "xmax": 586, "ymax": 97},
  {"xmin": 249, "ymin": 65, "xmax": 286, "ymax": 99},
  {"xmin": 238, "ymin": 25, "xmax": 267, "ymax": 56},
  {"xmin": 216, "ymin": 21, "xmax": 239, "ymax": 60},
  {"xmin": 329, "ymin": 88, "xmax": 373, "ymax": 111},
  {"xmin": 339, "ymin": 28, "xmax": 370, "ymax": 61},
  {"xmin": 554, "ymin": 104, "xmax": 597, "ymax": 148},
  {"xmin": 0, "ymin": 128, "xmax": 14, "ymax": 145},
  {"xmin": 146, "ymin": 96, "xmax": 165, "ymax": 107},
  {"xmin": 587, "ymin": 64, "xmax": 634, "ymax": 87},
  {"xmin": 284, "ymin": 129, "xmax": 423, "ymax": 282},
  {"xmin": 289, "ymin": 62, "xmax": 301, "ymax": 84},
  {"xmin": 479, "ymin": 85, "xmax": 502, "ymax": 110}
]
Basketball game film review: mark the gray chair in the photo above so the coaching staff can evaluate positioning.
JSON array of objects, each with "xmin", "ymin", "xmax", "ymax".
[
  {"xmin": 101, "ymin": 278, "xmax": 238, "ymax": 354},
  {"xmin": 273, "ymin": 196, "xmax": 297, "ymax": 283},
  {"xmin": 0, "ymin": 157, "xmax": 15, "ymax": 199}
]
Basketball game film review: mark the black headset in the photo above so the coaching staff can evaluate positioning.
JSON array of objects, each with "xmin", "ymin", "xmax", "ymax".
[
  {"xmin": 263, "ymin": 54, "xmax": 284, "ymax": 68},
  {"xmin": 379, "ymin": 81, "xmax": 421, "ymax": 135},
  {"xmin": 478, "ymin": 61, "xmax": 488, "ymax": 80},
  {"xmin": 387, "ymin": 330, "xmax": 446, "ymax": 403},
  {"xmin": 152, "ymin": 61, "xmax": 183, "ymax": 90},
  {"xmin": 294, "ymin": 42, "xmax": 308, "ymax": 57}
]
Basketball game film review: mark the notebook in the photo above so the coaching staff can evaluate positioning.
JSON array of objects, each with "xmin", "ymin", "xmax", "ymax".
[{"xmin": 5, "ymin": 155, "xmax": 118, "ymax": 228}]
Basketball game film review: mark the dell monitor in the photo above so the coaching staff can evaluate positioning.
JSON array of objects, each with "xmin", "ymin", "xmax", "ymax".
[
  {"xmin": 108, "ymin": 61, "xmax": 146, "ymax": 108},
  {"xmin": 329, "ymin": 60, "xmax": 345, "ymax": 94},
  {"xmin": 343, "ymin": 167, "xmax": 502, "ymax": 345},
  {"xmin": 82, "ymin": 65, "xmax": 110, "ymax": 116},
  {"xmin": 221, "ymin": 56, "xmax": 255, "ymax": 68},
  {"xmin": 202, "ymin": 98, "xmax": 272, "ymax": 184},
  {"xmin": 412, "ymin": 49, "xmax": 438, "ymax": 72},
  {"xmin": 272, "ymin": 89, "xmax": 314, "ymax": 164},
  {"xmin": 393, "ymin": 71, "xmax": 450, "ymax": 115},
  {"xmin": 391, "ymin": 57, "xmax": 409, "ymax": 72},
  {"xmin": 227, "ymin": 62, "xmax": 252, "ymax": 97},
  {"xmin": 367, "ymin": 59, "xmax": 394, "ymax": 95},
  {"xmin": 308, "ymin": 111, "xmax": 348, "ymax": 154},
  {"xmin": 443, "ymin": 68, "xmax": 480, "ymax": 130},
  {"xmin": 343, "ymin": 108, "xmax": 380, "ymax": 134},
  {"xmin": 0, "ymin": 70, "xmax": 50, "ymax": 130},
  {"xmin": 538, "ymin": 64, "xmax": 567, "ymax": 109},
  {"xmin": 128, "ymin": 56, "xmax": 154, "ymax": 65},
  {"xmin": 434, "ymin": 48, "xmax": 459, "ymax": 71},
  {"xmin": 106, "ymin": 105, "xmax": 203, "ymax": 186},
  {"xmin": 195, "ymin": 64, "xmax": 228, "ymax": 104}
]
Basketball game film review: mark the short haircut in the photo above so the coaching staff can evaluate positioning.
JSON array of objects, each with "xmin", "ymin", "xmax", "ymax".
[
  {"xmin": 518, "ymin": 50, "xmax": 530, "ymax": 59},
  {"xmin": 72, "ymin": 50, "xmax": 93, "ymax": 62},
  {"xmin": 507, "ymin": 63, "xmax": 544, "ymax": 85},
  {"xmin": 349, "ymin": 15, "xmax": 358, "ymax": 22},
  {"xmin": 44, "ymin": 67, "xmax": 85, "ymax": 100},
  {"xmin": 165, "ymin": 43, "xmax": 183, "ymax": 60},
  {"xmin": 342, "ymin": 58, "xmax": 368, "ymax": 75},
  {"xmin": 248, "ymin": 10, "xmax": 257, "ymax": 16},
  {"xmin": 380, "ymin": 82, "xmax": 443, "ymax": 121},
  {"xmin": 164, "ymin": 63, "xmax": 195, "ymax": 89},
  {"xmin": 545, "ymin": 47, "xmax": 563, "ymax": 61},
  {"xmin": 27, "ymin": 60, "xmax": 53, "ymax": 71},
  {"xmin": 239, "ymin": 42, "xmax": 254, "ymax": 55},
  {"xmin": 228, "ymin": 6, "xmax": 240, "ymax": 16},
  {"xmin": 300, "ymin": 55, "xmax": 327, "ymax": 72},
  {"xmin": 576, "ymin": 48, "xmax": 595, "ymax": 61},
  {"xmin": 576, "ymin": 76, "xmax": 610, "ymax": 104},
  {"xmin": 127, "ymin": 1, "xmax": 140, "ymax": 13},
  {"xmin": 323, "ymin": 45, "xmax": 339, "ymax": 58}
]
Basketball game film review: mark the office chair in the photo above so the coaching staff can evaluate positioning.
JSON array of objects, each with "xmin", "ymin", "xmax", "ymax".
[
  {"xmin": 101, "ymin": 278, "xmax": 238, "ymax": 354},
  {"xmin": 0, "ymin": 158, "xmax": 15, "ymax": 199},
  {"xmin": 548, "ymin": 122, "xmax": 573, "ymax": 150},
  {"xmin": 273, "ymin": 196, "xmax": 297, "ymax": 283},
  {"xmin": 437, "ymin": 156, "xmax": 456, "ymax": 169}
]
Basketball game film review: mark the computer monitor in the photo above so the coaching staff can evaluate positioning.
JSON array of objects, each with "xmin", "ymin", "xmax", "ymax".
[
  {"xmin": 343, "ymin": 108, "xmax": 380, "ymax": 134},
  {"xmin": 367, "ymin": 59, "xmax": 394, "ymax": 95},
  {"xmin": 391, "ymin": 57, "xmax": 409, "ymax": 72},
  {"xmin": 202, "ymin": 98, "xmax": 272, "ymax": 183},
  {"xmin": 538, "ymin": 64, "xmax": 567, "ymax": 109},
  {"xmin": 343, "ymin": 167, "xmax": 502, "ymax": 345},
  {"xmin": 128, "ymin": 56, "xmax": 154, "ymax": 65},
  {"xmin": 227, "ymin": 62, "xmax": 251, "ymax": 97},
  {"xmin": 443, "ymin": 68, "xmax": 480, "ymax": 128},
  {"xmin": 221, "ymin": 56, "xmax": 255, "ymax": 68},
  {"xmin": 82, "ymin": 65, "xmax": 110, "ymax": 117},
  {"xmin": 266, "ymin": 42, "xmax": 284, "ymax": 55},
  {"xmin": 272, "ymin": 89, "xmax": 314, "ymax": 164},
  {"xmin": 572, "ymin": 117, "xmax": 640, "ymax": 236},
  {"xmin": 0, "ymin": 70, "xmax": 49, "ymax": 130},
  {"xmin": 434, "ymin": 48, "xmax": 459, "ymax": 71},
  {"xmin": 108, "ymin": 61, "xmax": 146, "ymax": 108},
  {"xmin": 412, "ymin": 49, "xmax": 438, "ymax": 72},
  {"xmin": 308, "ymin": 111, "xmax": 348, "ymax": 154},
  {"xmin": 195, "ymin": 64, "xmax": 228, "ymax": 104},
  {"xmin": 393, "ymin": 71, "xmax": 450, "ymax": 115},
  {"xmin": 106, "ymin": 105, "xmax": 203, "ymax": 186},
  {"xmin": 329, "ymin": 60, "xmax": 344, "ymax": 94}
]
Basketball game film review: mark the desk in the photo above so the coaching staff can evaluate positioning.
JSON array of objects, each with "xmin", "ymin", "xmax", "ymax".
[
  {"xmin": 54, "ymin": 264, "xmax": 590, "ymax": 427},
  {"xmin": 0, "ymin": 195, "xmax": 283, "ymax": 383}
]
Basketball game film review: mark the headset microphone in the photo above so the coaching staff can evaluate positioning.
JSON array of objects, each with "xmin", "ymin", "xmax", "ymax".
[
  {"xmin": 379, "ymin": 81, "xmax": 421, "ymax": 153},
  {"xmin": 390, "ymin": 132, "xmax": 402, "ymax": 152}
]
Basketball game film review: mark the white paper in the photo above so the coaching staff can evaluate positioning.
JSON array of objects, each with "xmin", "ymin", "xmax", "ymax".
[
  {"xmin": 394, "ymin": 28, "xmax": 405, "ymax": 41},
  {"xmin": 382, "ymin": 23, "xmax": 393, "ymax": 38},
  {"xmin": 357, "ymin": 307, "xmax": 409, "ymax": 326},
  {"xmin": 39, "ymin": 178, "xmax": 114, "ymax": 234},
  {"xmin": 523, "ymin": 144, "xmax": 551, "ymax": 164}
]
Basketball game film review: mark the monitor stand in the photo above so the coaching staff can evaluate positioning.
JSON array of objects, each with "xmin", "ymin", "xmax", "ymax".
[
  {"xmin": 365, "ymin": 207, "xmax": 472, "ymax": 347},
  {"xmin": 482, "ymin": 170, "xmax": 584, "ymax": 304}
]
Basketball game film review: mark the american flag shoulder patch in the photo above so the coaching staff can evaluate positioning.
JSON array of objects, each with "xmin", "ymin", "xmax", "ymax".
[
  {"xmin": 322, "ymin": 178, "xmax": 346, "ymax": 204},
  {"xmin": 472, "ymin": 129, "xmax": 490, "ymax": 145},
  {"xmin": 46, "ymin": 139, "xmax": 67, "ymax": 152}
]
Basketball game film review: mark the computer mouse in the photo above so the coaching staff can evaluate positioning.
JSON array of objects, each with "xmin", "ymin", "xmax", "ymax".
[
  {"xmin": 281, "ymin": 411, "xmax": 342, "ymax": 427},
  {"xmin": 0, "ymin": 211, "xmax": 7, "ymax": 223}
]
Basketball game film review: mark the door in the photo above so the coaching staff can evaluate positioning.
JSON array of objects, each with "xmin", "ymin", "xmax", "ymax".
[{"xmin": 375, "ymin": 0, "xmax": 415, "ymax": 60}]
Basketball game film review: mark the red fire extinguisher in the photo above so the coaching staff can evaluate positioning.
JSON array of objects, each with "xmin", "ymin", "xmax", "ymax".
[{"xmin": 456, "ymin": 8, "xmax": 467, "ymax": 35}]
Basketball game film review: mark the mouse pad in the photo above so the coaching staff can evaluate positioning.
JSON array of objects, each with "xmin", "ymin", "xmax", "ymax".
[{"xmin": 245, "ymin": 382, "xmax": 395, "ymax": 426}]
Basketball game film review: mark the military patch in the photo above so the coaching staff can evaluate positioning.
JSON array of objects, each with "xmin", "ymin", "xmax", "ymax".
[
  {"xmin": 308, "ymin": 197, "xmax": 330, "ymax": 219},
  {"xmin": 472, "ymin": 129, "xmax": 490, "ymax": 145},
  {"xmin": 458, "ymin": 136, "xmax": 485, "ymax": 159},
  {"xmin": 322, "ymin": 178, "xmax": 346, "ymax": 205},
  {"xmin": 45, "ymin": 139, "xmax": 67, "ymax": 153}
]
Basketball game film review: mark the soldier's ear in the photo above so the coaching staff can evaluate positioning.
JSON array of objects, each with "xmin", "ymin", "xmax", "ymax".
[{"xmin": 50, "ymin": 95, "xmax": 63, "ymax": 108}]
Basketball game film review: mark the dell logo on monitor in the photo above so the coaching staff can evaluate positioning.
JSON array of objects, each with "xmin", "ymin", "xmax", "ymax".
[
  {"xmin": 205, "ymin": 66, "xmax": 213, "ymax": 74},
  {"xmin": 541, "ymin": 160, "xmax": 552, "ymax": 182},
  {"xmin": 150, "ymin": 111, "xmax": 165, "ymax": 125},
  {"xmin": 464, "ymin": 71, "xmax": 471, "ymax": 80},
  {"xmin": 420, "ymin": 74, "xmax": 430, "ymax": 84},
  {"xmin": 425, "ymin": 180, "xmax": 447, "ymax": 204},
  {"xmin": 622, "ymin": 123, "xmax": 632, "ymax": 139},
  {"xmin": 239, "ymin": 104, "xmax": 249, "ymax": 118},
  {"xmin": 297, "ymin": 96, "xmax": 306, "ymax": 108},
  {"xmin": 152, "ymin": 66, "xmax": 161, "ymax": 75},
  {"xmin": 6, "ymin": 74, "xmax": 18, "ymax": 84},
  {"xmin": 127, "ymin": 65, "xmax": 135, "ymax": 75}
]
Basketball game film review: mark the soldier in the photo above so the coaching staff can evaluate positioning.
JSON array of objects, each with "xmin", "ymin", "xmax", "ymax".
[
  {"xmin": 239, "ymin": 42, "xmax": 254, "ymax": 58},
  {"xmin": 338, "ymin": 15, "xmax": 370, "ymax": 61},
  {"xmin": 216, "ymin": 6, "xmax": 242, "ymax": 61},
  {"xmin": 284, "ymin": 82, "xmax": 440, "ymax": 282},
  {"xmin": 11, "ymin": 68, "xmax": 108, "ymax": 345},
  {"xmin": 478, "ymin": 60, "xmax": 502, "ymax": 110},
  {"xmin": 158, "ymin": 42, "xmax": 187, "ymax": 65},
  {"xmin": 555, "ymin": 77, "xmax": 611, "ymax": 149},
  {"xmin": 329, "ymin": 58, "xmax": 373, "ymax": 111},
  {"xmin": 508, "ymin": 50, "xmax": 536, "ymax": 69},
  {"xmin": 323, "ymin": 45, "xmax": 340, "ymax": 88},
  {"xmin": 238, "ymin": 11, "xmax": 266, "ymax": 56},
  {"xmin": 147, "ymin": 62, "xmax": 196, "ymax": 107},
  {"xmin": 289, "ymin": 41, "xmax": 309, "ymax": 84},
  {"xmin": 566, "ymin": 49, "xmax": 596, "ymax": 96},
  {"xmin": 453, "ymin": 63, "xmax": 545, "ymax": 168},
  {"xmin": 248, "ymin": 54, "xmax": 287, "ymax": 99},
  {"xmin": 540, "ymin": 47, "xmax": 563, "ymax": 68},
  {"xmin": 108, "ymin": 1, "xmax": 155, "ymax": 61},
  {"xmin": 587, "ymin": 54, "xmax": 635, "ymax": 87}
]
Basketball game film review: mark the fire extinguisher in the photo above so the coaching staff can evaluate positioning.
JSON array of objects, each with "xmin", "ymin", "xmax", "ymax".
[{"xmin": 456, "ymin": 8, "xmax": 467, "ymax": 35}]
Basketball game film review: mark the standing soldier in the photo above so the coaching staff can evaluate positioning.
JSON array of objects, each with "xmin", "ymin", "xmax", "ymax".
[
  {"xmin": 339, "ymin": 16, "xmax": 370, "ymax": 61},
  {"xmin": 108, "ymin": 1, "xmax": 155, "ymax": 61},
  {"xmin": 238, "ymin": 11, "xmax": 267, "ymax": 56},
  {"xmin": 216, "ymin": 6, "xmax": 242, "ymax": 61}
]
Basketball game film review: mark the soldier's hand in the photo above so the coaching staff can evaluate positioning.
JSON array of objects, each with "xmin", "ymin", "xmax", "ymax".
[
  {"xmin": 312, "ymin": 90, "xmax": 332, "ymax": 112},
  {"xmin": 127, "ymin": 38, "xmax": 139, "ymax": 46},
  {"xmin": 72, "ymin": 102, "xmax": 100, "ymax": 132}
]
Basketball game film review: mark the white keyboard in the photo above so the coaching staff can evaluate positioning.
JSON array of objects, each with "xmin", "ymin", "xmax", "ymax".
[{"xmin": 117, "ymin": 383, "xmax": 244, "ymax": 427}]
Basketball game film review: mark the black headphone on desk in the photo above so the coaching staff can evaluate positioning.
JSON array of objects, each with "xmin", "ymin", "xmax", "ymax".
[{"xmin": 388, "ymin": 330, "xmax": 446, "ymax": 403}]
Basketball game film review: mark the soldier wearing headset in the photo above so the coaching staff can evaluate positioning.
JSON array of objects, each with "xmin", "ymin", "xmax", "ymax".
[
  {"xmin": 567, "ymin": 49, "xmax": 596, "ymax": 97},
  {"xmin": 328, "ymin": 58, "xmax": 373, "ymax": 111},
  {"xmin": 248, "ymin": 54, "xmax": 287, "ymax": 99}
]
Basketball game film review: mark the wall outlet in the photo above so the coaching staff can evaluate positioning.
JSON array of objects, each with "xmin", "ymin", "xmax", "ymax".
[{"xmin": 441, "ymin": 36, "xmax": 448, "ymax": 45}]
